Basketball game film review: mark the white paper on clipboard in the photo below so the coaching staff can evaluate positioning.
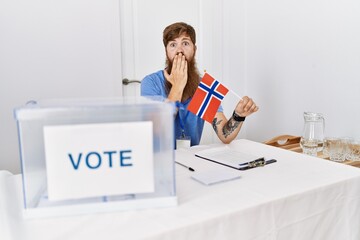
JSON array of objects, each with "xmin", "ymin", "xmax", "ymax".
[{"xmin": 195, "ymin": 146, "xmax": 264, "ymax": 169}]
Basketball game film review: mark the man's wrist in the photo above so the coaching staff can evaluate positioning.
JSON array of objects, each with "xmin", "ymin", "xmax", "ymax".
[{"xmin": 232, "ymin": 111, "xmax": 246, "ymax": 122}]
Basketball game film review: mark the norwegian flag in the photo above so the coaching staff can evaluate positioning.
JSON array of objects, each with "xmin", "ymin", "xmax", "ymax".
[{"xmin": 187, "ymin": 73, "xmax": 229, "ymax": 123}]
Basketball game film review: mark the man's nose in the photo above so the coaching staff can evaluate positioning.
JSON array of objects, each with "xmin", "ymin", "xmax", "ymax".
[
  {"xmin": 176, "ymin": 46, "xmax": 184, "ymax": 54},
  {"xmin": 176, "ymin": 51, "xmax": 184, "ymax": 56}
]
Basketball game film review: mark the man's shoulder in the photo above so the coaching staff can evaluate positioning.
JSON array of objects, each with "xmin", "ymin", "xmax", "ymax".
[
  {"xmin": 143, "ymin": 70, "xmax": 164, "ymax": 82},
  {"xmin": 141, "ymin": 70, "xmax": 166, "ymax": 96}
]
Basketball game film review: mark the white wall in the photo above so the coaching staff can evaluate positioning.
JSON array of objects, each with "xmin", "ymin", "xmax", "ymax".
[
  {"xmin": 221, "ymin": 0, "xmax": 248, "ymax": 140},
  {"xmin": 224, "ymin": 0, "xmax": 360, "ymax": 142},
  {"xmin": 0, "ymin": 0, "xmax": 122, "ymax": 174},
  {"xmin": 2, "ymin": 0, "xmax": 360, "ymax": 173}
]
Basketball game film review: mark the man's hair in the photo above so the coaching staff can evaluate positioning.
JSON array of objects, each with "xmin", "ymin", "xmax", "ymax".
[{"xmin": 163, "ymin": 22, "xmax": 196, "ymax": 47}]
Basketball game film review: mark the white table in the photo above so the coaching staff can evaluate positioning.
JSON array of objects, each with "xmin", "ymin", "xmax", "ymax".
[{"xmin": 1, "ymin": 139, "xmax": 360, "ymax": 240}]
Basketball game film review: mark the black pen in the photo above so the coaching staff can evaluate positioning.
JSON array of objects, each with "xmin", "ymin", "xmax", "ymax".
[
  {"xmin": 265, "ymin": 159, "xmax": 277, "ymax": 165},
  {"xmin": 175, "ymin": 161, "xmax": 195, "ymax": 172}
]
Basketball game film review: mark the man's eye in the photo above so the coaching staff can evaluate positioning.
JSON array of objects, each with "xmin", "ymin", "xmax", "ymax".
[
  {"xmin": 169, "ymin": 43, "xmax": 176, "ymax": 48},
  {"xmin": 183, "ymin": 42, "xmax": 190, "ymax": 46}
]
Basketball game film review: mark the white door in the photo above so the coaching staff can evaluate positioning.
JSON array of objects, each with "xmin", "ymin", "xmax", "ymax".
[
  {"xmin": 119, "ymin": 0, "xmax": 224, "ymax": 144},
  {"xmin": 119, "ymin": 0, "xmax": 223, "ymax": 97}
]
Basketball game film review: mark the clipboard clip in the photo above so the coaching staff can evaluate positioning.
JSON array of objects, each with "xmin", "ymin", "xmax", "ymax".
[
  {"xmin": 239, "ymin": 158, "xmax": 277, "ymax": 170},
  {"xmin": 246, "ymin": 158, "xmax": 265, "ymax": 168}
]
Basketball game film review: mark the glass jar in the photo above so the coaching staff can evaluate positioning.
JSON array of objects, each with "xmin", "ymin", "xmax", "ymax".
[{"xmin": 300, "ymin": 112, "xmax": 325, "ymax": 156}]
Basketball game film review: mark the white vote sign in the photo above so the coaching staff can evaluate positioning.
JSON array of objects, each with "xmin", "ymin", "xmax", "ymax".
[{"xmin": 43, "ymin": 121, "xmax": 154, "ymax": 201}]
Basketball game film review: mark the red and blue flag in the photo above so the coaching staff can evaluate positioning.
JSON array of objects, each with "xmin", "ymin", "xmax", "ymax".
[{"xmin": 187, "ymin": 73, "xmax": 229, "ymax": 123}]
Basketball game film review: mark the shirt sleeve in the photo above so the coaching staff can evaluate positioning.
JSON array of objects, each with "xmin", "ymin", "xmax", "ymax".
[{"xmin": 141, "ymin": 73, "xmax": 163, "ymax": 97}]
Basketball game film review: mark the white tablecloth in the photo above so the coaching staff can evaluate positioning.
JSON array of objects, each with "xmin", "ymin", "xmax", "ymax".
[{"xmin": 1, "ymin": 139, "xmax": 360, "ymax": 240}]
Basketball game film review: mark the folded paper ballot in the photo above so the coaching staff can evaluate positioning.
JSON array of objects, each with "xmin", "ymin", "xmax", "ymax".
[
  {"xmin": 195, "ymin": 146, "xmax": 265, "ymax": 170},
  {"xmin": 191, "ymin": 169, "xmax": 241, "ymax": 185}
]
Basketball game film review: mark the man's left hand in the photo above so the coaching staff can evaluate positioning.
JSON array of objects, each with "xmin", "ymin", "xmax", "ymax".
[{"xmin": 234, "ymin": 96, "xmax": 259, "ymax": 117}]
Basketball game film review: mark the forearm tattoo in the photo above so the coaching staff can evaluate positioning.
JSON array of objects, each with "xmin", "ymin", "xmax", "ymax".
[
  {"xmin": 212, "ymin": 117, "xmax": 222, "ymax": 135},
  {"xmin": 222, "ymin": 117, "xmax": 241, "ymax": 138},
  {"xmin": 212, "ymin": 116, "xmax": 241, "ymax": 138}
]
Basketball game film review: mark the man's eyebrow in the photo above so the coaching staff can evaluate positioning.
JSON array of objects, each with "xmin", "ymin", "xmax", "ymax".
[
  {"xmin": 167, "ymin": 37, "xmax": 191, "ymax": 44},
  {"xmin": 181, "ymin": 37, "xmax": 191, "ymax": 41}
]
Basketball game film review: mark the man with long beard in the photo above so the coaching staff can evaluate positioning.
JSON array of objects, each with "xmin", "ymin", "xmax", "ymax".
[{"xmin": 141, "ymin": 22, "xmax": 259, "ymax": 147}]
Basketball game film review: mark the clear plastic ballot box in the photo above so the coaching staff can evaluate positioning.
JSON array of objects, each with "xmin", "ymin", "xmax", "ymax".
[{"xmin": 14, "ymin": 97, "xmax": 177, "ymax": 218}]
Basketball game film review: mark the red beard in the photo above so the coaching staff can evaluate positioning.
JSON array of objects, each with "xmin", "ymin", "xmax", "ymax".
[{"xmin": 164, "ymin": 56, "xmax": 200, "ymax": 102}]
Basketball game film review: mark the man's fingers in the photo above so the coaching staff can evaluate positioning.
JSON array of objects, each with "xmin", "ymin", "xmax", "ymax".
[
  {"xmin": 241, "ymin": 97, "xmax": 251, "ymax": 111},
  {"xmin": 173, "ymin": 53, "xmax": 184, "ymax": 71},
  {"xmin": 179, "ymin": 54, "xmax": 186, "ymax": 71},
  {"xmin": 166, "ymin": 53, "xmax": 188, "ymax": 90},
  {"xmin": 163, "ymin": 69, "xmax": 173, "ymax": 85},
  {"xmin": 236, "ymin": 96, "xmax": 259, "ymax": 116},
  {"xmin": 250, "ymin": 104, "xmax": 257, "ymax": 112},
  {"xmin": 173, "ymin": 54, "xmax": 180, "ymax": 71},
  {"xmin": 164, "ymin": 69, "xmax": 169, "ymax": 79},
  {"xmin": 171, "ymin": 53, "xmax": 187, "ymax": 79},
  {"xmin": 183, "ymin": 58, "xmax": 188, "ymax": 74}
]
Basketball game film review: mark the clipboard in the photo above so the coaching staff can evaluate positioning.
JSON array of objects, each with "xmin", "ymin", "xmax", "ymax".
[{"xmin": 194, "ymin": 146, "xmax": 276, "ymax": 170}]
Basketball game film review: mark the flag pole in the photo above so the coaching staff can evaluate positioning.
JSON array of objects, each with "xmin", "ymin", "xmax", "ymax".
[{"xmin": 229, "ymin": 89, "xmax": 242, "ymax": 100}]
